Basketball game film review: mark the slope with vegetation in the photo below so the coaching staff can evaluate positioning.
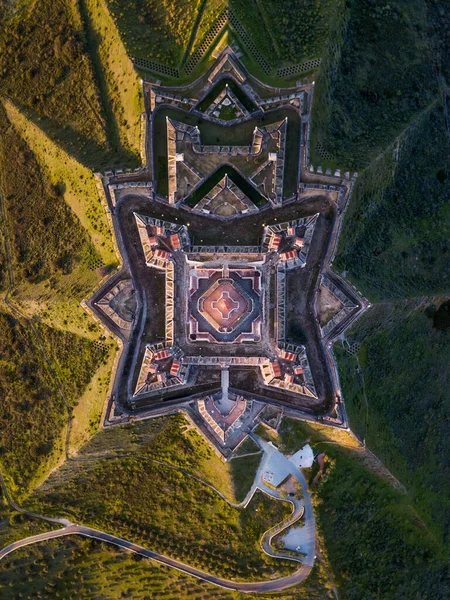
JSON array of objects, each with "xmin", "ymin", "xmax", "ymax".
[
  {"xmin": 0, "ymin": 414, "xmax": 336, "ymax": 598},
  {"xmin": 0, "ymin": 104, "xmax": 97, "ymax": 288},
  {"xmin": 278, "ymin": 418, "xmax": 450, "ymax": 599},
  {"xmin": 80, "ymin": 0, "xmax": 143, "ymax": 161},
  {"xmin": 0, "ymin": 0, "xmax": 109, "ymax": 166},
  {"xmin": 334, "ymin": 104, "xmax": 450, "ymax": 301},
  {"xmin": 0, "ymin": 313, "xmax": 108, "ymax": 494},
  {"xmin": 230, "ymin": 0, "xmax": 343, "ymax": 66},
  {"xmin": 0, "ymin": 534, "xmax": 336, "ymax": 599},
  {"xmin": 0, "ymin": 0, "xmax": 142, "ymax": 169},
  {"xmin": 312, "ymin": 0, "xmax": 443, "ymax": 169},
  {"xmin": 334, "ymin": 300, "xmax": 450, "ymax": 547},
  {"xmin": 26, "ymin": 415, "xmax": 295, "ymax": 583},
  {"xmin": 106, "ymin": 0, "xmax": 205, "ymax": 65}
]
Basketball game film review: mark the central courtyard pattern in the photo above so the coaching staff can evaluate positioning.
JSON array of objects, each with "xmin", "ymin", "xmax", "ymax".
[{"xmin": 89, "ymin": 48, "xmax": 368, "ymax": 459}]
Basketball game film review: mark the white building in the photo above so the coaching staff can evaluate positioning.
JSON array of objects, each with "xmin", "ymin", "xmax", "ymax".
[{"xmin": 289, "ymin": 444, "xmax": 314, "ymax": 469}]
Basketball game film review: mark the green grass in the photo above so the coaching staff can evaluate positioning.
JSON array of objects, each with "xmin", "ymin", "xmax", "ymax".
[
  {"xmin": 0, "ymin": 101, "xmax": 116, "ymax": 337},
  {"xmin": 4, "ymin": 100, "xmax": 117, "ymax": 268},
  {"xmin": 188, "ymin": 0, "xmax": 228, "ymax": 57},
  {"xmin": 106, "ymin": 0, "xmax": 204, "ymax": 65},
  {"xmin": 0, "ymin": 501, "xmax": 55, "ymax": 550},
  {"xmin": 0, "ymin": 534, "xmax": 336, "ymax": 599},
  {"xmin": 254, "ymin": 423, "xmax": 279, "ymax": 444},
  {"xmin": 0, "ymin": 0, "xmax": 111, "ymax": 167},
  {"xmin": 233, "ymin": 436, "xmax": 260, "ymax": 456},
  {"xmin": 278, "ymin": 418, "xmax": 450, "ymax": 599},
  {"xmin": 334, "ymin": 300, "xmax": 450, "ymax": 547},
  {"xmin": 0, "ymin": 104, "xmax": 99, "ymax": 287},
  {"xmin": 0, "ymin": 313, "xmax": 106, "ymax": 494},
  {"xmin": 229, "ymin": 453, "xmax": 261, "ymax": 501},
  {"xmin": 27, "ymin": 415, "xmax": 295, "ymax": 582},
  {"xmin": 334, "ymin": 105, "xmax": 450, "ymax": 301},
  {"xmin": 80, "ymin": 0, "xmax": 143, "ymax": 165},
  {"xmin": 232, "ymin": 0, "xmax": 343, "ymax": 65},
  {"xmin": 4, "ymin": 416, "xmax": 447, "ymax": 598},
  {"xmin": 312, "ymin": 0, "xmax": 442, "ymax": 169},
  {"xmin": 68, "ymin": 343, "xmax": 118, "ymax": 453}
]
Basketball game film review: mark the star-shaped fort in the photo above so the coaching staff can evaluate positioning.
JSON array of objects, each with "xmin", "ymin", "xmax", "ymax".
[{"xmin": 88, "ymin": 48, "xmax": 369, "ymax": 457}]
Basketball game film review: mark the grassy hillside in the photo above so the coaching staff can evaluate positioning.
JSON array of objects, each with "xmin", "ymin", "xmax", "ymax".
[
  {"xmin": 0, "ymin": 416, "xmax": 335, "ymax": 598},
  {"xmin": 0, "ymin": 535, "xmax": 335, "ymax": 599},
  {"xmin": 0, "ymin": 102, "xmax": 117, "ymax": 336},
  {"xmin": 0, "ymin": 104, "xmax": 97, "ymax": 287},
  {"xmin": 0, "ymin": 313, "xmax": 107, "ymax": 494},
  {"xmin": 278, "ymin": 418, "xmax": 450, "ymax": 599},
  {"xmin": 189, "ymin": 0, "xmax": 227, "ymax": 56},
  {"xmin": 0, "ymin": 0, "xmax": 111, "ymax": 167},
  {"xmin": 81, "ymin": 0, "xmax": 143, "ymax": 163},
  {"xmin": 26, "ymin": 415, "xmax": 296, "ymax": 582},
  {"xmin": 334, "ymin": 300, "xmax": 450, "ymax": 547},
  {"xmin": 334, "ymin": 105, "xmax": 450, "ymax": 301},
  {"xmin": 0, "ymin": 500, "xmax": 54, "ymax": 550},
  {"xmin": 231, "ymin": 0, "xmax": 343, "ymax": 65},
  {"xmin": 312, "ymin": 0, "xmax": 441, "ymax": 169},
  {"xmin": 3, "ymin": 100, "xmax": 116, "ymax": 267},
  {"xmin": 106, "ymin": 0, "xmax": 205, "ymax": 65}
]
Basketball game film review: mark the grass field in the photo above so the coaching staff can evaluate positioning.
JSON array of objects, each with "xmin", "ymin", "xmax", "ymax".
[
  {"xmin": 3, "ymin": 100, "xmax": 116, "ymax": 267},
  {"xmin": 0, "ymin": 501, "xmax": 55, "ymax": 550},
  {"xmin": 3, "ymin": 415, "xmax": 448, "ymax": 598},
  {"xmin": 27, "ymin": 415, "xmax": 295, "ymax": 582},
  {"xmin": 231, "ymin": 0, "xmax": 343, "ymax": 65},
  {"xmin": 106, "ymin": 0, "xmax": 205, "ymax": 66},
  {"xmin": 68, "ymin": 344, "xmax": 118, "ymax": 454},
  {"xmin": 81, "ymin": 0, "xmax": 143, "ymax": 164},
  {"xmin": 334, "ymin": 105, "xmax": 450, "ymax": 301},
  {"xmin": 278, "ymin": 418, "xmax": 450, "ymax": 599},
  {"xmin": 0, "ymin": 313, "xmax": 108, "ymax": 495},
  {"xmin": 311, "ymin": 0, "xmax": 444, "ymax": 169},
  {"xmin": 0, "ymin": 0, "xmax": 110, "ymax": 166},
  {"xmin": 0, "ymin": 100, "xmax": 119, "ymax": 337},
  {"xmin": 334, "ymin": 300, "xmax": 450, "ymax": 548},
  {"xmin": 229, "ymin": 453, "xmax": 261, "ymax": 502},
  {"xmin": 0, "ymin": 104, "xmax": 98, "ymax": 288},
  {"xmin": 0, "ymin": 534, "xmax": 337, "ymax": 599}
]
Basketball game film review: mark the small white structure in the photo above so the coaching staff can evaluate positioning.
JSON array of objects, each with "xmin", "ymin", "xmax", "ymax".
[
  {"xmin": 175, "ymin": 153, "xmax": 184, "ymax": 162},
  {"xmin": 289, "ymin": 444, "xmax": 314, "ymax": 469},
  {"xmin": 269, "ymin": 152, "xmax": 278, "ymax": 162}
]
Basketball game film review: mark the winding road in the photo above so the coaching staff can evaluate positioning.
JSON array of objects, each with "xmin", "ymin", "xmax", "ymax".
[{"xmin": 0, "ymin": 436, "xmax": 316, "ymax": 593}]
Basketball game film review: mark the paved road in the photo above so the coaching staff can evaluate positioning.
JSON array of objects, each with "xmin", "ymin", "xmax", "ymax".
[
  {"xmin": 0, "ymin": 523, "xmax": 311, "ymax": 593},
  {"xmin": 0, "ymin": 471, "xmax": 71, "ymax": 527},
  {"xmin": 250, "ymin": 435, "xmax": 316, "ymax": 568},
  {"xmin": 0, "ymin": 439, "xmax": 316, "ymax": 593}
]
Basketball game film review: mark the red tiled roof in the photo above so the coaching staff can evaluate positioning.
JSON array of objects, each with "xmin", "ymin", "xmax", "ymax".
[
  {"xmin": 280, "ymin": 349, "xmax": 296, "ymax": 361},
  {"xmin": 170, "ymin": 234, "xmax": 181, "ymax": 249},
  {"xmin": 170, "ymin": 361, "xmax": 180, "ymax": 376},
  {"xmin": 271, "ymin": 361, "xmax": 281, "ymax": 378},
  {"xmin": 154, "ymin": 249, "xmax": 170, "ymax": 260},
  {"xmin": 269, "ymin": 234, "xmax": 281, "ymax": 250},
  {"xmin": 280, "ymin": 250, "xmax": 297, "ymax": 261}
]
